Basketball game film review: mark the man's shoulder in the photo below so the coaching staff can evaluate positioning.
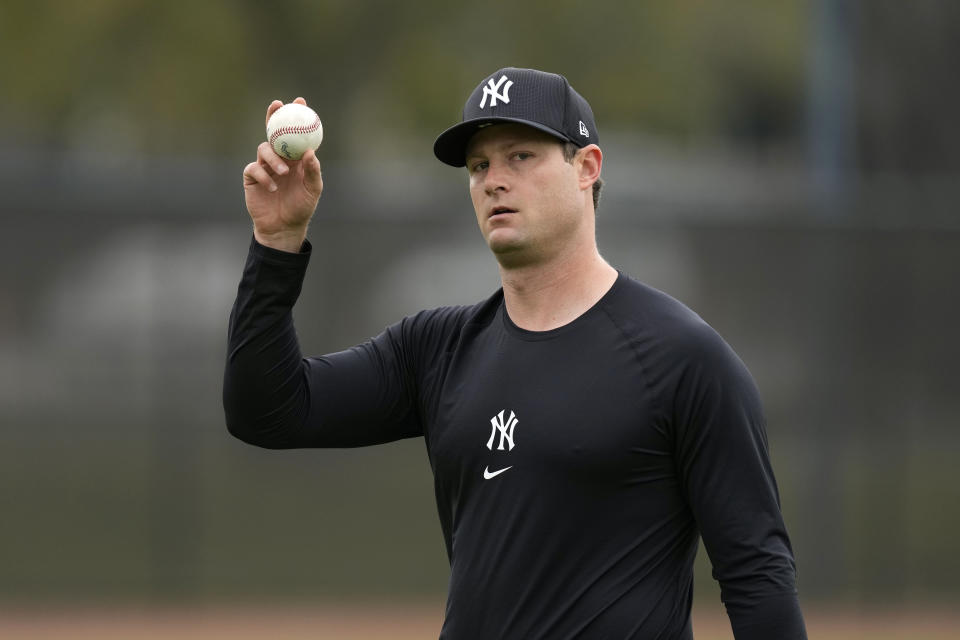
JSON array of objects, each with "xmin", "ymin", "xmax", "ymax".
[
  {"xmin": 395, "ymin": 288, "xmax": 504, "ymax": 348},
  {"xmin": 606, "ymin": 273, "xmax": 756, "ymax": 391},
  {"xmin": 606, "ymin": 274, "xmax": 707, "ymax": 333},
  {"xmin": 604, "ymin": 273, "xmax": 733, "ymax": 360}
]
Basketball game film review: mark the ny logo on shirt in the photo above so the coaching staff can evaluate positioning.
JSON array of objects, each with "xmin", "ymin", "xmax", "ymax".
[{"xmin": 487, "ymin": 409, "xmax": 518, "ymax": 451}]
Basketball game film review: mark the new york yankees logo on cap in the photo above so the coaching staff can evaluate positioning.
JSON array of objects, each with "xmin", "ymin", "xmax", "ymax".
[
  {"xmin": 434, "ymin": 67, "xmax": 600, "ymax": 167},
  {"xmin": 480, "ymin": 75, "xmax": 514, "ymax": 109}
]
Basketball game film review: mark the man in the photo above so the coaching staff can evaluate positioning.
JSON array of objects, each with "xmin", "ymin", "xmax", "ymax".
[{"xmin": 226, "ymin": 67, "xmax": 807, "ymax": 639}]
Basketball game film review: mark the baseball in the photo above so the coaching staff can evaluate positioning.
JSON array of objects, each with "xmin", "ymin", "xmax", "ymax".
[{"xmin": 266, "ymin": 103, "xmax": 323, "ymax": 160}]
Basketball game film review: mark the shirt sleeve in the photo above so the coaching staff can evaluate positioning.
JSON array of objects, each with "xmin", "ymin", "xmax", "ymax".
[
  {"xmin": 670, "ymin": 323, "xmax": 808, "ymax": 640},
  {"xmin": 222, "ymin": 236, "xmax": 422, "ymax": 449}
]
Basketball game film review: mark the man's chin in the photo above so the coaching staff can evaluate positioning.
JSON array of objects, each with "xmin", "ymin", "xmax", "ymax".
[
  {"xmin": 486, "ymin": 227, "xmax": 524, "ymax": 251},
  {"xmin": 487, "ymin": 239, "xmax": 539, "ymax": 269},
  {"xmin": 487, "ymin": 235, "xmax": 522, "ymax": 256}
]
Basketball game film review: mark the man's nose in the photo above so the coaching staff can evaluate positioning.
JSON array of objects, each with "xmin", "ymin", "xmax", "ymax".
[{"xmin": 483, "ymin": 162, "xmax": 509, "ymax": 196}]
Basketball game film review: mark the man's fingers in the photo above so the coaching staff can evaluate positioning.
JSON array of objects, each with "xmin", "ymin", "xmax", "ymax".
[
  {"xmin": 301, "ymin": 148, "xmax": 323, "ymax": 194},
  {"xmin": 264, "ymin": 99, "xmax": 284, "ymax": 129},
  {"xmin": 243, "ymin": 161, "xmax": 278, "ymax": 192},
  {"xmin": 264, "ymin": 97, "xmax": 306, "ymax": 128},
  {"xmin": 256, "ymin": 141, "xmax": 290, "ymax": 175}
]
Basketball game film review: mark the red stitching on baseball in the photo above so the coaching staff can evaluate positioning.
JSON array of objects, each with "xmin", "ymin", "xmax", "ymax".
[{"xmin": 270, "ymin": 115, "xmax": 322, "ymax": 145}]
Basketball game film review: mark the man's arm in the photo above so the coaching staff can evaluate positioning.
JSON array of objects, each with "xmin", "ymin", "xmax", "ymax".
[
  {"xmin": 671, "ymin": 323, "xmax": 807, "ymax": 640},
  {"xmin": 224, "ymin": 98, "xmax": 421, "ymax": 448},
  {"xmin": 223, "ymin": 237, "xmax": 422, "ymax": 448}
]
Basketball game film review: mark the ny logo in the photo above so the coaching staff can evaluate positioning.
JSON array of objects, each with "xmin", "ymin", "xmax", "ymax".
[
  {"xmin": 479, "ymin": 75, "xmax": 514, "ymax": 109},
  {"xmin": 487, "ymin": 409, "xmax": 518, "ymax": 451}
]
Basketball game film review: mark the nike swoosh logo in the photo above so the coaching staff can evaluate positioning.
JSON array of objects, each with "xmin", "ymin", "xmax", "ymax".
[{"xmin": 483, "ymin": 465, "xmax": 512, "ymax": 480}]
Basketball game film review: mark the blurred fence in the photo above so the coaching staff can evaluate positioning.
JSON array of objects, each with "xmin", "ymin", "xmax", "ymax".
[{"xmin": 1, "ymin": 141, "xmax": 958, "ymax": 609}]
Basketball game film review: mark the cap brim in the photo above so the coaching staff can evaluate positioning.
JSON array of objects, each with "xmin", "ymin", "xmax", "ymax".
[{"xmin": 433, "ymin": 117, "xmax": 572, "ymax": 167}]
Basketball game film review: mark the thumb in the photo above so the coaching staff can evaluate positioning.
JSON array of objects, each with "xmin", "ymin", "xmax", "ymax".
[{"xmin": 302, "ymin": 148, "xmax": 323, "ymax": 194}]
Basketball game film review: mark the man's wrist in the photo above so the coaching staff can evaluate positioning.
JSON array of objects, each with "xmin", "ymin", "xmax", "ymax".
[{"xmin": 253, "ymin": 226, "xmax": 308, "ymax": 253}]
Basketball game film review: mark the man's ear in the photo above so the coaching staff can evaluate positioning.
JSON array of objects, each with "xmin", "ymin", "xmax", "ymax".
[{"xmin": 577, "ymin": 144, "xmax": 602, "ymax": 192}]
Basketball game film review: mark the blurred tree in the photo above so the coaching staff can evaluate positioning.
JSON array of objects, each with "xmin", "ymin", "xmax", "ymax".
[{"xmin": 1, "ymin": 0, "xmax": 809, "ymax": 157}]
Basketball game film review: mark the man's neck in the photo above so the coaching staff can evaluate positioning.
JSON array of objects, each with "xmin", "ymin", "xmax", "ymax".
[{"xmin": 498, "ymin": 244, "xmax": 618, "ymax": 332}]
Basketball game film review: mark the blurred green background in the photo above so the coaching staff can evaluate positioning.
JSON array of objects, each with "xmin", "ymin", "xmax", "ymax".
[{"xmin": 1, "ymin": 0, "xmax": 958, "ymax": 632}]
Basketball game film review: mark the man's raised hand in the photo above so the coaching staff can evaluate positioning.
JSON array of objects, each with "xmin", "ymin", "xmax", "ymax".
[{"xmin": 242, "ymin": 97, "xmax": 323, "ymax": 252}]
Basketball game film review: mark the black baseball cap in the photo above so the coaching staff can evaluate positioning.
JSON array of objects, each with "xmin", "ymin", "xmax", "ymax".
[{"xmin": 433, "ymin": 67, "xmax": 599, "ymax": 167}]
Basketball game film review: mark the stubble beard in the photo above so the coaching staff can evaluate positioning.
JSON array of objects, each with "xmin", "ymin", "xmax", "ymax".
[
  {"xmin": 486, "ymin": 231, "xmax": 537, "ymax": 270},
  {"xmin": 485, "ymin": 219, "xmax": 577, "ymax": 271}
]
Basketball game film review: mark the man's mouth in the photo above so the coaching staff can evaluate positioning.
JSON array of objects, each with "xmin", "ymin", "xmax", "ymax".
[{"xmin": 489, "ymin": 206, "xmax": 517, "ymax": 219}]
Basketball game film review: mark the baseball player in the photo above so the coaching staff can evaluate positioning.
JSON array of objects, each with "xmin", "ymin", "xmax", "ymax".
[{"xmin": 227, "ymin": 67, "xmax": 807, "ymax": 639}]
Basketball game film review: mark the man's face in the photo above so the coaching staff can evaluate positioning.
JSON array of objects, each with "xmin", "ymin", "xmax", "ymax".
[{"xmin": 465, "ymin": 124, "xmax": 587, "ymax": 268}]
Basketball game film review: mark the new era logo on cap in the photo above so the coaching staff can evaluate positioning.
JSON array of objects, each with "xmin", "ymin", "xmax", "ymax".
[{"xmin": 434, "ymin": 67, "xmax": 599, "ymax": 167}]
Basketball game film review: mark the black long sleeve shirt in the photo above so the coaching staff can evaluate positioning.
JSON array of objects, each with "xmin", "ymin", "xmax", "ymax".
[{"xmin": 223, "ymin": 237, "xmax": 807, "ymax": 640}]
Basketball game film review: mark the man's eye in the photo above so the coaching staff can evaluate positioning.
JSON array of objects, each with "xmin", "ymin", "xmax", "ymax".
[
  {"xmin": 471, "ymin": 161, "xmax": 488, "ymax": 172},
  {"xmin": 514, "ymin": 152, "xmax": 532, "ymax": 160}
]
